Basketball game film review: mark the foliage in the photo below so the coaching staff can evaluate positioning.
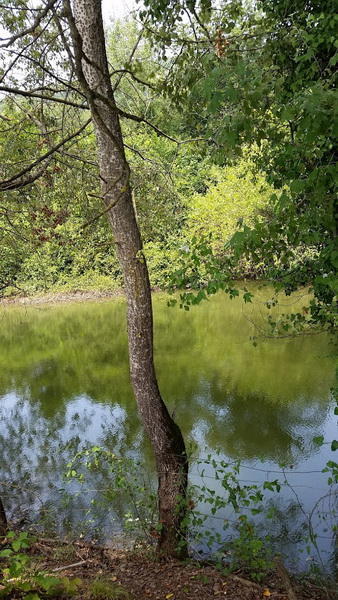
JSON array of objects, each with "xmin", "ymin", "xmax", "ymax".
[
  {"xmin": 0, "ymin": 13, "xmax": 278, "ymax": 298},
  {"xmin": 0, "ymin": 3, "xmax": 336, "ymax": 315},
  {"xmin": 142, "ymin": 155, "xmax": 276, "ymax": 289},
  {"xmin": 87, "ymin": 578, "xmax": 130, "ymax": 600},
  {"xmin": 65, "ymin": 447, "xmax": 157, "ymax": 540},
  {"xmin": 0, "ymin": 101, "xmax": 118, "ymax": 295},
  {"xmin": 223, "ymin": 517, "xmax": 273, "ymax": 582},
  {"xmin": 0, "ymin": 107, "xmax": 271, "ymax": 296},
  {"xmin": 185, "ymin": 159, "xmax": 273, "ymax": 251},
  {"xmin": 138, "ymin": 0, "xmax": 337, "ymax": 330},
  {"xmin": 2, "ymin": 1, "xmax": 334, "ymax": 325},
  {"xmin": 0, "ymin": 531, "xmax": 81, "ymax": 598},
  {"xmin": 64, "ymin": 444, "xmax": 335, "ymax": 579}
]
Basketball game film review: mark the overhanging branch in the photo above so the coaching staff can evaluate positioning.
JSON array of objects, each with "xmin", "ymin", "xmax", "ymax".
[
  {"xmin": 111, "ymin": 69, "xmax": 157, "ymax": 90},
  {"xmin": 1, "ymin": 47, "xmax": 84, "ymax": 97},
  {"xmin": 118, "ymin": 107, "xmax": 208, "ymax": 145},
  {"xmin": 0, "ymin": 85, "xmax": 87, "ymax": 109},
  {"xmin": 0, "ymin": 118, "xmax": 92, "ymax": 191},
  {"xmin": 1, "ymin": 0, "xmax": 59, "ymax": 47}
]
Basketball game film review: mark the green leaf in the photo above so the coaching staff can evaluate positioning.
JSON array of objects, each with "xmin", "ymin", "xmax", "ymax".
[
  {"xmin": 0, "ymin": 549, "xmax": 13, "ymax": 557},
  {"xmin": 313, "ymin": 435, "xmax": 324, "ymax": 446},
  {"xmin": 243, "ymin": 291, "xmax": 253, "ymax": 303},
  {"xmin": 12, "ymin": 540, "xmax": 22, "ymax": 552}
]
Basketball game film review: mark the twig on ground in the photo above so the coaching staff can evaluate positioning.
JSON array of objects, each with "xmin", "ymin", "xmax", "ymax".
[
  {"xmin": 229, "ymin": 574, "xmax": 261, "ymax": 589},
  {"xmin": 52, "ymin": 559, "xmax": 88, "ymax": 572}
]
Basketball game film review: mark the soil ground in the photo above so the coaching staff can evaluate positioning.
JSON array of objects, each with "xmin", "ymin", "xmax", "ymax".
[{"xmin": 2, "ymin": 537, "xmax": 334, "ymax": 600}]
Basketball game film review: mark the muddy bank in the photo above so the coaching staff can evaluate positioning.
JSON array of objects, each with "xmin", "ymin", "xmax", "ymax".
[{"xmin": 0, "ymin": 289, "xmax": 124, "ymax": 306}]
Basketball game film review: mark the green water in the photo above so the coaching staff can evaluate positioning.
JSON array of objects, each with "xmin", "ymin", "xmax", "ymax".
[{"xmin": 0, "ymin": 288, "xmax": 336, "ymax": 570}]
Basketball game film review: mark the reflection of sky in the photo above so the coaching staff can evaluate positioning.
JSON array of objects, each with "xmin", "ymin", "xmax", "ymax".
[
  {"xmin": 63, "ymin": 396, "xmax": 126, "ymax": 445},
  {"xmin": 0, "ymin": 293, "xmax": 336, "ymax": 572},
  {"xmin": 189, "ymin": 453, "xmax": 337, "ymax": 568},
  {"xmin": 1, "ymin": 390, "xmax": 336, "ymax": 572},
  {"xmin": 0, "ymin": 393, "xmax": 126, "ymax": 468},
  {"xmin": 0, "ymin": 393, "xmax": 132, "ymax": 540},
  {"xmin": 187, "ymin": 399, "xmax": 337, "ymax": 571}
]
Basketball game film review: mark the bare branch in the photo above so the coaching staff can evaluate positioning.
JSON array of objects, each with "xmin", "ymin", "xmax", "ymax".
[
  {"xmin": 0, "ymin": 36, "xmax": 38, "ymax": 84},
  {"xmin": 1, "ymin": 0, "xmax": 59, "ymax": 48},
  {"xmin": 141, "ymin": 20, "xmax": 274, "ymax": 49},
  {"xmin": 118, "ymin": 107, "xmax": 208, "ymax": 146},
  {"xmin": 111, "ymin": 69, "xmax": 157, "ymax": 90},
  {"xmin": 117, "ymin": 107, "xmax": 178, "ymax": 143},
  {"xmin": 112, "ymin": 25, "xmax": 145, "ymax": 92},
  {"xmin": 0, "ymin": 85, "xmax": 87, "ymax": 109},
  {"xmin": 0, "ymin": 161, "xmax": 52, "ymax": 190},
  {"xmin": 1, "ymin": 47, "xmax": 84, "ymax": 97},
  {"xmin": 51, "ymin": 9, "xmax": 76, "ymax": 71},
  {"xmin": 0, "ymin": 118, "xmax": 91, "ymax": 191},
  {"xmin": 190, "ymin": 6, "xmax": 213, "ymax": 44},
  {"xmin": 141, "ymin": 22, "xmax": 208, "ymax": 46},
  {"xmin": 124, "ymin": 142, "xmax": 160, "ymax": 164},
  {"xmin": 0, "ymin": 5, "xmax": 41, "ymax": 11},
  {"xmin": 57, "ymin": 149, "xmax": 97, "ymax": 166}
]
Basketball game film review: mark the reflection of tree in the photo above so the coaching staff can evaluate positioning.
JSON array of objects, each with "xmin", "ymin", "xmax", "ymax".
[
  {"xmin": 0, "ymin": 295, "xmax": 335, "ymax": 540},
  {"xmin": 188, "ymin": 382, "xmax": 329, "ymax": 463},
  {"xmin": 0, "ymin": 401, "xmax": 72, "ymax": 516},
  {"xmin": 0, "ymin": 398, "xmax": 145, "ymax": 537},
  {"xmin": 253, "ymin": 489, "xmax": 338, "ymax": 573},
  {"xmin": 0, "ymin": 302, "xmax": 131, "ymax": 413}
]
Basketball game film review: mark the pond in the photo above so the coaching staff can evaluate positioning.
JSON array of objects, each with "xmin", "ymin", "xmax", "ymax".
[{"xmin": 0, "ymin": 286, "xmax": 336, "ymax": 573}]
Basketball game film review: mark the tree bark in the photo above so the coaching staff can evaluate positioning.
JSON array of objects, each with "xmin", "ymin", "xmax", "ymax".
[
  {"xmin": 0, "ymin": 497, "xmax": 7, "ymax": 537},
  {"xmin": 67, "ymin": 0, "xmax": 188, "ymax": 557}
]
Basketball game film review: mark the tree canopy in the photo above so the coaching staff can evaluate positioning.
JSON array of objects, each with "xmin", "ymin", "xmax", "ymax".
[{"xmin": 0, "ymin": 0, "xmax": 336, "ymax": 320}]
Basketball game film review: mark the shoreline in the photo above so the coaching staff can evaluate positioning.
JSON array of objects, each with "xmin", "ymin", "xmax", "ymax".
[
  {"xmin": 0, "ymin": 532, "xmax": 334, "ymax": 600},
  {"xmin": 0, "ymin": 288, "xmax": 125, "ymax": 306},
  {"xmin": 0, "ymin": 286, "xmax": 169, "ymax": 307}
]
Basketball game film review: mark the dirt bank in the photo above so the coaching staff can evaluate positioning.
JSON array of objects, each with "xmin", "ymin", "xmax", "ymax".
[
  {"xmin": 1, "ymin": 535, "xmax": 335, "ymax": 600},
  {"xmin": 0, "ymin": 289, "xmax": 124, "ymax": 306}
]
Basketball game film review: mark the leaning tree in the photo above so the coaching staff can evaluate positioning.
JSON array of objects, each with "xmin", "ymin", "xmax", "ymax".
[
  {"xmin": 3, "ymin": 0, "xmax": 334, "ymax": 555},
  {"xmin": 0, "ymin": 0, "xmax": 189, "ymax": 557}
]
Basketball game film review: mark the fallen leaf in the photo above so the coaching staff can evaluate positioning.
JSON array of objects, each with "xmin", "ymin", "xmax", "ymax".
[
  {"xmin": 263, "ymin": 589, "xmax": 271, "ymax": 597},
  {"xmin": 111, "ymin": 576, "xmax": 117, "ymax": 582},
  {"xmin": 165, "ymin": 594, "xmax": 174, "ymax": 599}
]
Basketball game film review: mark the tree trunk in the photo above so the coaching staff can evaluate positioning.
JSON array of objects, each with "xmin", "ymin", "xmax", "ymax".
[
  {"xmin": 67, "ymin": 0, "xmax": 188, "ymax": 557},
  {"xmin": 0, "ymin": 497, "xmax": 7, "ymax": 537}
]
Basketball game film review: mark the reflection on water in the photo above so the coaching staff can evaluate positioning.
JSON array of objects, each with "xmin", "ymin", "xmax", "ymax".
[{"xmin": 0, "ymin": 288, "xmax": 336, "ymax": 571}]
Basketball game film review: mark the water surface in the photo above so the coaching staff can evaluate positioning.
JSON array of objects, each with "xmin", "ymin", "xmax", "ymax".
[{"xmin": 0, "ymin": 288, "xmax": 336, "ymax": 571}]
